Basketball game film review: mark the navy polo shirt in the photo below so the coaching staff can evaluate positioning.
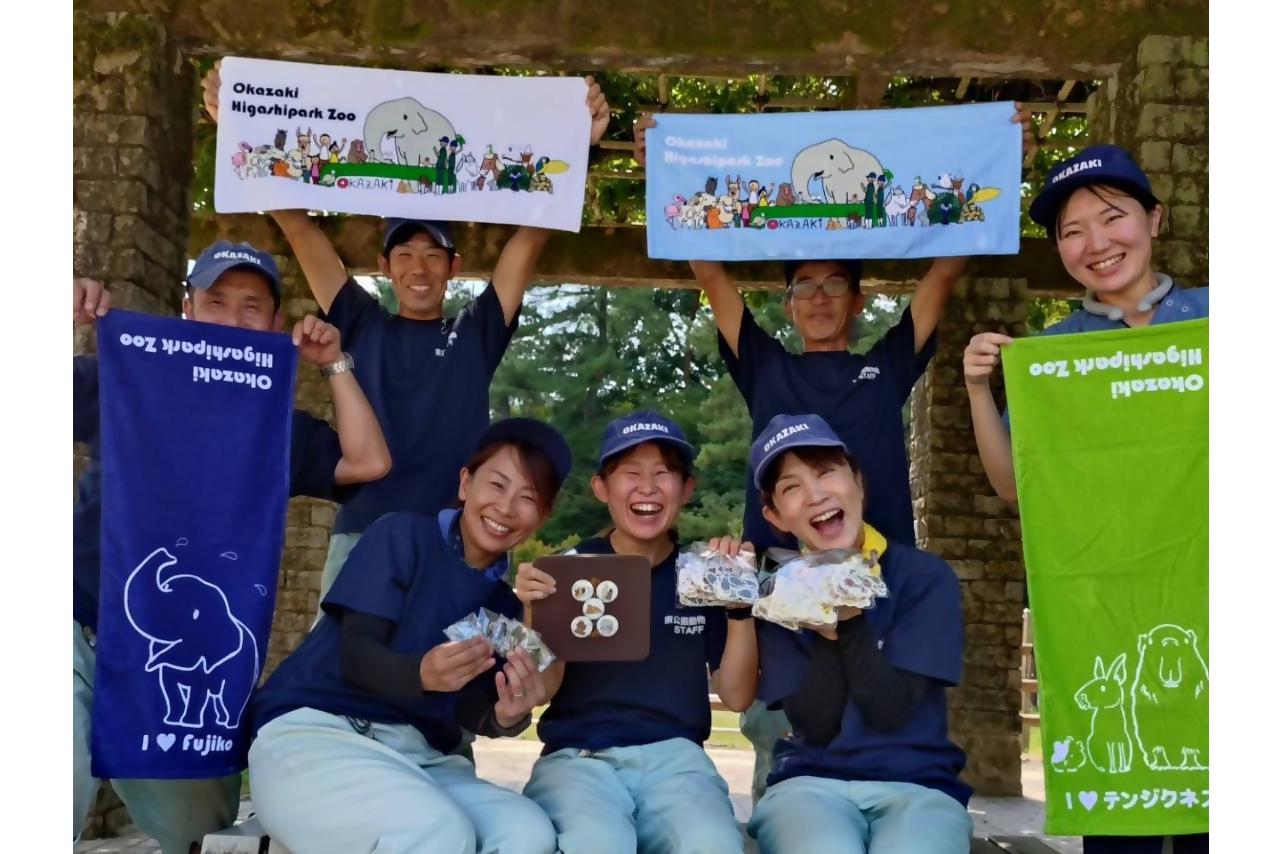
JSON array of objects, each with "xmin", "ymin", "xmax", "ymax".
[
  {"xmin": 72, "ymin": 354, "xmax": 347, "ymax": 634},
  {"xmin": 719, "ymin": 306, "xmax": 935, "ymax": 552},
  {"xmin": 757, "ymin": 541, "xmax": 971, "ymax": 805},
  {"xmin": 1003, "ymin": 281, "xmax": 1209, "ymax": 431},
  {"xmin": 536, "ymin": 536, "xmax": 729, "ymax": 754},
  {"xmin": 320, "ymin": 280, "xmax": 518, "ymax": 535},
  {"xmin": 250, "ymin": 511, "xmax": 520, "ymax": 751}
]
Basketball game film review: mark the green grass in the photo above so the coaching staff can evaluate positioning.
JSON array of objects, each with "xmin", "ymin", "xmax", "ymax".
[{"xmin": 1025, "ymin": 725, "xmax": 1042, "ymax": 759}]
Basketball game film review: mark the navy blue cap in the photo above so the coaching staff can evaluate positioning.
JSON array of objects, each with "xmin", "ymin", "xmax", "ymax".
[
  {"xmin": 750, "ymin": 413, "xmax": 848, "ymax": 489},
  {"xmin": 598, "ymin": 410, "xmax": 695, "ymax": 469},
  {"xmin": 188, "ymin": 241, "xmax": 281, "ymax": 300},
  {"xmin": 1029, "ymin": 144, "xmax": 1160, "ymax": 230},
  {"xmin": 475, "ymin": 417, "xmax": 572, "ymax": 489},
  {"xmin": 783, "ymin": 259, "xmax": 863, "ymax": 291},
  {"xmin": 382, "ymin": 218, "xmax": 455, "ymax": 255}
]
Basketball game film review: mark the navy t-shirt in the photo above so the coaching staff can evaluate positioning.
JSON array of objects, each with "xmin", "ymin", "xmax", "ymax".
[
  {"xmin": 757, "ymin": 541, "xmax": 971, "ymax": 804},
  {"xmin": 72, "ymin": 354, "xmax": 346, "ymax": 633},
  {"xmin": 719, "ymin": 307, "xmax": 935, "ymax": 551},
  {"xmin": 537, "ymin": 536, "xmax": 729, "ymax": 754},
  {"xmin": 250, "ymin": 511, "xmax": 521, "ymax": 751},
  {"xmin": 320, "ymin": 280, "xmax": 518, "ymax": 535}
]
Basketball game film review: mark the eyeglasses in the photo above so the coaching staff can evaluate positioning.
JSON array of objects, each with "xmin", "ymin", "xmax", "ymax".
[{"xmin": 787, "ymin": 277, "xmax": 852, "ymax": 300}]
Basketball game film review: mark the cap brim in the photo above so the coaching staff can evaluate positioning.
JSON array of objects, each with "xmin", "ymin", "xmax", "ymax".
[
  {"xmin": 752, "ymin": 436, "xmax": 847, "ymax": 490},
  {"xmin": 188, "ymin": 261, "xmax": 281, "ymax": 297},
  {"xmin": 599, "ymin": 434, "xmax": 696, "ymax": 469},
  {"xmin": 384, "ymin": 221, "xmax": 454, "ymax": 254},
  {"xmin": 1030, "ymin": 174, "xmax": 1159, "ymax": 230}
]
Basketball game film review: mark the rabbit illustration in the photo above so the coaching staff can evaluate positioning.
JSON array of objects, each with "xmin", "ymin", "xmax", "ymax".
[{"xmin": 1074, "ymin": 653, "xmax": 1134, "ymax": 774}]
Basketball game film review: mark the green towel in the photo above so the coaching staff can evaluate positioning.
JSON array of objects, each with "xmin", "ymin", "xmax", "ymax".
[{"xmin": 1005, "ymin": 319, "xmax": 1209, "ymax": 837}]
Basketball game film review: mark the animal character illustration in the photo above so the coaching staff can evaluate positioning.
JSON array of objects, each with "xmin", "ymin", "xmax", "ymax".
[
  {"xmin": 884, "ymin": 186, "xmax": 911, "ymax": 225},
  {"xmin": 346, "ymin": 139, "xmax": 368, "ymax": 164},
  {"xmin": 123, "ymin": 547, "xmax": 260, "ymax": 730},
  {"xmin": 1130, "ymin": 624, "xmax": 1209, "ymax": 770},
  {"xmin": 295, "ymin": 127, "xmax": 315, "ymax": 159},
  {"xmin": 704, "ymin": 176, "xmax": 718, "ymax": 196},
  {"xmin": 1074, "ymin": 653, "xmax": 1134, "ymax": 774},
  {"xmin": 665, "ymin": 194, "xmax": 688, "ymax": 226},
  {"xmin": 790, "ymin": 139, "xmax": 885, "ymax": 204},
  {"xmin": 826, "ymin": 218, "xmax": 844, "ymax": 230},
  {"xmin": 906, "ymin": 177, "xmax": 934, "ymax": 226},
  {"xmin": 363, "ymin": 97, "xmax": 457, "ymax": 166},
  {"xmin": 775, "ymin": 183, "xmax": 796, "ymax": 207},
  {"xmin": 1049, "ymin": 736, "xmax": 1088, "ymax": 773},
  {"xmin": 231, "ymin": 142, "xmax": 252, "ymax": 179},
  {"xmin": 285, "ymin": 150, "xmax": 307, "ymax": 180},
  {"xmin": 273, "ymin": 129, "xmax": 288, "ymax": 151},
  {"xmin": 457, "ymin": 152, "xmax": 481, "ymax": 192},
  {"xmin": 529, "ymin": 156, "xmax": 565, "ymax": 193},
  {"xmin": 519, "ymin": 145, "xmax": 534, "ymax": 169},
  {"xmin": 480, "ymin": 146, "xmax": 502, "ymax": 190}
]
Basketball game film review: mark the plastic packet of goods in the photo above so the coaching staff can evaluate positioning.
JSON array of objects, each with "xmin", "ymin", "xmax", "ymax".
[
  {"xmin": 443, "ymin": 609, "xmax": 558, "ymax": 672},
  {"xmin": 676, "ymin": 542, "xmax": 761, "ymax": 608},
  {"xmin": 751, "ymin": 549, "xmax": 889, "ymax": 630}
]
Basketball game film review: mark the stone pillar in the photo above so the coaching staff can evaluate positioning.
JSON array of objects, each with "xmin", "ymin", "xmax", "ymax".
[
  {"xmin": 73, "ymin": 11, "xmax": 196, "ymax": 839},
  {"xmin": 264, "ymin": 259, "xmax": 338, "ymax": 676},
  {"xmin": 1088, "ymin": 34, "xmax": 1209, "ymax": 285},
  {"xmin": 73, "ymin": 11, "xmax": 195, "ymax": 328},
  {"xmin": 909, "ymin": 277, "xmax": 1030, "ymax": 797}
]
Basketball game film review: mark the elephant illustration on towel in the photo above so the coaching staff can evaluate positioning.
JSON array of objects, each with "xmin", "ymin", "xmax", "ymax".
[
  {"xmin": 123, "ymin": 547, "xmax": 260, "ymax": 730},
  {"xmin": 790, "ymin": 139, "xmax": 886, "ymax": 205},
  {"xmin": 363, "ymin": 96, "xmax": 458, "ymax": 166}
]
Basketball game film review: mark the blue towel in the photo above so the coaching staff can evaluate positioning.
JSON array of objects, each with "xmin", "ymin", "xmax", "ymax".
[
  {"xmin": 645, "ymin": 102, "xmax": 1021, "ymax": 261},
  {"xmin": 91, "ymin": 310, "xmax": 297, "ymax": 779}
]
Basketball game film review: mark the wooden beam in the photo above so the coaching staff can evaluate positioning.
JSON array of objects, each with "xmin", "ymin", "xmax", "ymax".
[
  {"xmin": 189, "ymin": 213, "xmax": 1082, "ymax": 297},
  {"xmin": 955, "ymin": 76, "xmax": 972, "ymax": 99}
]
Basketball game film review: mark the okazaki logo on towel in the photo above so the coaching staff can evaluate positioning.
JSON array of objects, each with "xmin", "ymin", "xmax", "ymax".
[{"xmin": 1004, "ymin": 319, "xmax": 1209, "ymax": 837}]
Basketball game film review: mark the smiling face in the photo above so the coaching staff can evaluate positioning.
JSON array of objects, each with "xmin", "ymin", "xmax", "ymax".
[
  {"xmin": 785, "ymin": 261, "xmax": 865, "ymax": 349},
  {"xmin": 377, "ymin": 231, "xmax": 461, "ymax": 321},
  {"xmin": 457, "ymin": 443, "xmax": 550, "ymax": 565},
  {"xmin": 183, "ymin": 269, "xmax": 280, "ymax": 332},
  {"xmin": 592, "ymin": 442, "xmax": 694, "ymax": 545},
  {"xmin": 761, "ymin": 448, "xmax": 865, "ymax": 551},
  {"xmin": 1055, "ymin": 185, "xmax": 1162, "ymax": 302}
]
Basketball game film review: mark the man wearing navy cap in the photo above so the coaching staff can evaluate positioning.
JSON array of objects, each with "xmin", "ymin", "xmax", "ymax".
[
  {"xmin": 202, "ymin": 66, "xmax": 611, "ymax": 604},
  {"xmin": 72, "ymin": 241, "xmax": 391, "ymax": 853}
]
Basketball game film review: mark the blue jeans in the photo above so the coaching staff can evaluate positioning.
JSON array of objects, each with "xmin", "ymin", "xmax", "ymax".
[
  {"xmin": 748, "ymin": 774, "xmax": 973, "ymax": 854},
  {"xmin": 73, "ymin": 621, "xmax": 240, "ymax": 854},
  {"xmin": 524, "ymin": 737, "xmax": 743, "ymax": 854},
  {"xmin": 248, "ymin": 707, "xmax": 554, "ymax": 854}
]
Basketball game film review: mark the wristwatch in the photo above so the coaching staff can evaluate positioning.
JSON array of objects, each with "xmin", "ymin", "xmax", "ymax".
[{"xmin": 320, "ymin": 352, "xmax": 355, "ymax": 378}]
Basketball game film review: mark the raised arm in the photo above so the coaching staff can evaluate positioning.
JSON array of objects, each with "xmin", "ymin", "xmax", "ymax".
[
  {"xmin": 293, "ymin": 316, "xmax": 391, "ymax": 485},
  {"xmin": 964, "ymin": 332, "xmax": 1018, "ymax": 504},
  {"xmin": 201, "ymin": 61, "xmax": 349, "ymax": 312},
  {"xmin": 632, "ymin": 114, "xmax": 747, "ymax": 354},
  {"xmin": 491, "ymin": 76, "xmax": 611, "ymax": 323},
  {"xmin": 703, "ymin": 536, "xmax": 759, "ymax": 712},
  {"xmin": 907, "ymin": 105, "xmax": 1034, "ymax": 353},
  {"xmin": 908, "ymin": 257, "xmax": 965, "ymax": 352}
]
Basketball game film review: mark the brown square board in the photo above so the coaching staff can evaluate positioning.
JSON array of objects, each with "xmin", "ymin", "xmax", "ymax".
[{"xmin": 530, "ymin": 554, "xmax": 651, "ymax": 662}]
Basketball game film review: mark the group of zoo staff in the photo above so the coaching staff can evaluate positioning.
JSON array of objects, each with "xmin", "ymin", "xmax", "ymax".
[{"xmin": 68, "ymin": 61, "xmax": 1207, "ymax": 854}]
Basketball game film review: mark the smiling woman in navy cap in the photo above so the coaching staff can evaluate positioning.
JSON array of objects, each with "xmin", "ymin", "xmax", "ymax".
[
  {"xmin": 244, "ymin": 418, "xmax": 572, "ymax": 854},
  {"xmin": 744, "ymin": 412, "xmax": 972, "ymax": 854},
  {"xmin": 963, "ymin": 149, "xmax": 1210, "ymax": 854},
  {"xmin": 513, "ymin": 410, "xmax": 758, "ymax": 854}
]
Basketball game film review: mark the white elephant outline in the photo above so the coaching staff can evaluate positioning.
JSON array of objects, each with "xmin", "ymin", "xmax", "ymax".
[
  {"xmin": 123, "ymin": 547, "xmax": 260, "ymax": 731},
  {"xmin": 363, "ymin": 96, "xmax": 457, "ymax": 166},
  {"xmin": 789, "ymin": 139, "xmax": 885, "ymax": 205}
]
